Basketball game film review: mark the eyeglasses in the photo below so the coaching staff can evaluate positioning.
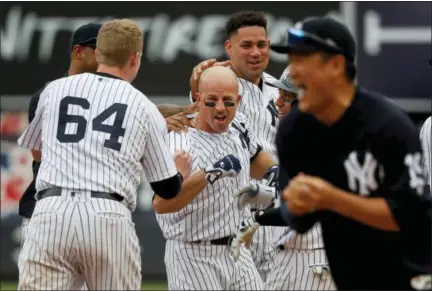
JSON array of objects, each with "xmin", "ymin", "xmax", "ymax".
[
  {"xmin": 288, "ymin": 27, "xmax": 343, "ymax": 55},
  {"xmin": 280, "ymin": 90, "xmax": 297, "ymax": 104}
]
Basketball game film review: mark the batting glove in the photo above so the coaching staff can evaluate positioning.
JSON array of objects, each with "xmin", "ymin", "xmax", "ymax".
[
  {"xmin": 263, "ymin": 165, "xmax": 279, "ymax": 187},
  {"xmin": 229, "ymin": 213, "xmax": 260, "ymax": 262},
  {"xmin": 234, "ymin": 181, "xmax": 277, "ymax": 209},
  {"xmin": 204, "ymin": 154, "xmax": 242, "ymax": 184}
]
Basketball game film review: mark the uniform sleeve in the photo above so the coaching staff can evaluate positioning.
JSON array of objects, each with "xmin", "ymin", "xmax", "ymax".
[
  {"xmin": 419, "ymin": 117, "xmax": 431, "ymax": 187},
  {"xmin": 382, "ymin": 118, "xmax": 431, "ymax": 254},
  {"xmin": 28, "ymin": 87, "xmax": 44, "ymax": 123},
  {"xmin": 17, "ymin": 86, "xmax": 50, "ymax": 150},
  {"xmin": 141, "ymin": 107, "xmax": 178, "ymax": 183}
]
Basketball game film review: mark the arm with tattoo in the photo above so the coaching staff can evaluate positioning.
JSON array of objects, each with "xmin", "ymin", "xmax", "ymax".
[{"xmin": 157, "ymin": 103, "xmax": 197, "ymax": 118}]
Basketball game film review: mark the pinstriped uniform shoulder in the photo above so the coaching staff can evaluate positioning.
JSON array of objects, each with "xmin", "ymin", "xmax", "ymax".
[
  {"xmin": 17, "ymin": 72, "xmax": 177, "ymax": 212},
  {"xmin": 263, "ymin": 72, "xmax": 279, "ymax": 85},
  {"xmin": 236, "ymin": 74, "xmax": 279, "ymax": 161},
  {"xmin": 230, "ymin": 112, "xmax": 262, "ymax": 159}
]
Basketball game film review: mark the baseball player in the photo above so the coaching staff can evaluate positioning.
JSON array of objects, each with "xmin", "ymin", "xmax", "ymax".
[
  {"xmin": 266, "ymin": 67, "xmax": 298, "ymax": 118},
  {"xmin": 187, "ymin": 11, "xmax": 286, "ymax": 282},
  {"xmin": 420, "ymin": 116, "xmax": 431, "ymax": 189},
  {"xmin": 230, "ymin": 68, "xmax": 336, "ymax": 290},
  {"xmin": 154, "ymin": 66, "xmax": 280, "ymax": 290},
  {"xmin": 16, "ymin": 19, "xmax": 191, "ymax": 290},
  {"xmin": 275, "ymin": 17, "xmax": 431, "ymax": 289},
  {"xmin": 18, "ymin": 23, "xmax": 101, "ymax": 291}
]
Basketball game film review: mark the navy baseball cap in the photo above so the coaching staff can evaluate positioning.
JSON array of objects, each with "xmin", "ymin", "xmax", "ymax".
[
  {"xmin": 70, "ymin": 23, "xmax": 102, "ymax": 51},
  {"xmin": 271, "ymin": 17, "xmax": 355, "ymax": 62},
  {"xmin": 265, "ymin": 67, "xmax": 297, "ymax": 94}
]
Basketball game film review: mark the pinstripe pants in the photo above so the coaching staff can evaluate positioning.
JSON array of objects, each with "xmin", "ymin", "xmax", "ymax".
[
  {"xmin": 21, "ymin": 217, "xmax": 90, "ymax": 290},
  {"xmin": 165, "ymin": 239, "xmax": 264, "ymax": 290},
  {"xmin": 265, "ymin": 248, "xmax": 336, "ymax": 290},
  {"xmin": 18, "ymin": 191, "xmax": 141, "ymax": 290},
  {"xmin": 250, "ymin": 226, "xmax": 278, "ymax": 282}
]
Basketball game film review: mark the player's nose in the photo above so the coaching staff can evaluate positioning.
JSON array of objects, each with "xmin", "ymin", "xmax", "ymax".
[
  {"xmin": 275, "ymin": 96, "xmax": 284, "ymax": 107},
  {"xmin": 214, "ymin": 100, "xmax": 226, "ymax": 111},
  {"xmin": 249, "ymin": 46, "xmax": 261, "ymax": 57}
]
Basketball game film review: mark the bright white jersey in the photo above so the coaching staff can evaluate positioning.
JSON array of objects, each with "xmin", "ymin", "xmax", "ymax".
[
  {"xmin": 17, "ymin": 72, "xmax": 177, "ymax": 211},
  {"xmin": 420, "ymin": 116, "xmax": 431, "ymax": 188},
  {"xmin": 156, "ymin": 113, "xmax": 262, "ymax": 242},
  {"xmin": 237, "ymin": 73, "xmax": 280, "ymax": 162}
]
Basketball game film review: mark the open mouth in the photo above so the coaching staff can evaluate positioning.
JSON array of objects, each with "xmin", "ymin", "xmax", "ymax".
[
  {"xmin": 248, "ymin": 61, "xmax": 261, "ymax": 66},
  {"xmin": 215, "ymin": 116, "xmax": 226, "ymax": 122},
  {"xmin": 296, "ymin": 84, "xmax": 306, "ymax": 100}
]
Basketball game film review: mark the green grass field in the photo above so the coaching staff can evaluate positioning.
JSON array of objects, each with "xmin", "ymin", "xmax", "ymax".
[{"xmin": 0, "ymin": 281, "xmax": 167, "ymax": 290}]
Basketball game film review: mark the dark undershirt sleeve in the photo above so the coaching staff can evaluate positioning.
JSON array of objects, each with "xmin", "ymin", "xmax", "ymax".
[
  {"xmin": 254, "ymin": 207, "xmax": 287, "ymax": 226},
  {"xmin": 150, "ymin": 173, "xmax": 183, "ymax": 199}
]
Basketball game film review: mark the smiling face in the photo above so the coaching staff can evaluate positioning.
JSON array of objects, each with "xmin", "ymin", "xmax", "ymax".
[
  {"xmin": 275, "ymin": 89, "xmax": 297, "ymax": 117},
  {"xmin": 225, "ymin": 26, "xmax": 270, "ymax": 83},
  {"xmin": 288, "ymin": 52, "xmax": 345, "ymax": 114}
]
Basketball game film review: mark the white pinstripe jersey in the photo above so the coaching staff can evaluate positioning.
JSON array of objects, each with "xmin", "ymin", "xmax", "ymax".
[
  {"xmin": 420, "ymin": 116, "xmax": 431, "ymax": 189},
  {"xmin": 237, "ymin": 73, "xmax": 280, "ymax": 162},
  {"xmin": 17, "ymin": 72, "xmax": 177, "ymax": 212},
  {"xmin": 155, "ymin": 113, "xmax": 261, "ymax": 242}
]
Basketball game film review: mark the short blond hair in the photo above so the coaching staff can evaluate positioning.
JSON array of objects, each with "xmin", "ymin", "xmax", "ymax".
[{"xmin": 96, "ymin": 19, "xmax": 143, "ymax": 67}]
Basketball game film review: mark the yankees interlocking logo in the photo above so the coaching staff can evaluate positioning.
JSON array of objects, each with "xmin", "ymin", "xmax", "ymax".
[
  {"xmin": 343, "ymin": 151, "xmax": 382, "ymax": 196},
  {"xmin": 404, "ymin": 152, "xmax": 426, "ymax": 195},
  {"xmin": 266, "ymin": 99, "xmax": 278, "ymax": 127},
  {"xmin": 231, "ymin": 122, "xmax": 250, "ymax": 150}
]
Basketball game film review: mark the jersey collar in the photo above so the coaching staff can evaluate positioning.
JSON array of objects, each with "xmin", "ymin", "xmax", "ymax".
[{"xmin": 93, "ymin": 72, "xmax": 124, "ymax": 80}]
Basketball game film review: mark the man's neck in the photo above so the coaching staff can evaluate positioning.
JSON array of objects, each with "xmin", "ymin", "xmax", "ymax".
[
  {"xmin": 231, "ymin": 67, "xmax": 261, "ymax": 86},
  {"xmin": 67, "ymin": 66, "xmax": 83, "ymax": 76},
  {"xmin": 314, "ymin": 83, "xmax": 356, "ymax": 126},
  {"xmin": 97, "ymin": 65, "xmax": 128, "ymax": 81}
]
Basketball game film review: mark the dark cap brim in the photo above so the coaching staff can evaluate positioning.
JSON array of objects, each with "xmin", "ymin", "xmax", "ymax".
[
  {"xmin": 271, "ymin": 44, "xmax": 321, "ymax": 55},
  {"xmin": 265, "ymin": 80, "xmax": 297, "ymax": 94}
]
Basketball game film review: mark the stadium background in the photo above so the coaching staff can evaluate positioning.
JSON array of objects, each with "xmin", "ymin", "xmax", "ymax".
[{"xmin": 1, "ymin": 2, "xmax": 430, "ymax": 290}]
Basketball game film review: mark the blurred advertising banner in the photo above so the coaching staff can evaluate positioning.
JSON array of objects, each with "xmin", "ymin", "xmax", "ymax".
[
  {"xmin": 2, "ymin": 2, "xmax": 429, "ymax": 112},
  {"xmin": 355, "ymin": 1, "xmax": 431, "ymax": 112},
  {"xmin": 0, "ymin": 2, "xmax": 338, "ymax": 96}
]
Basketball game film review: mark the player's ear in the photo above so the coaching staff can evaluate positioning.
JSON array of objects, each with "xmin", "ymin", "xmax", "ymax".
[
  {"xmin": 237, "ymin": 95, "xmax": 241, "ymax": 103},
  {"xmin": 195, "ymin": 93, "xmax": 201, "ymax": 102},
  {"xmin": 224, "ymin": 40, "xmax": 232, "ymax": 58},
  {"xmin": 72, "ymin": 45, "xmax": 82, "ymax": 60},
  {"xmin": 130, "ymin": 52, "xmax": 140, "ymax": 68},
  {"xmin": 329, "ymin": 54, "xmax": 345, "ymax": 78},
  {"xmin": 94, "ymin": 48, "xmax": 100, "ymax": 61}
]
